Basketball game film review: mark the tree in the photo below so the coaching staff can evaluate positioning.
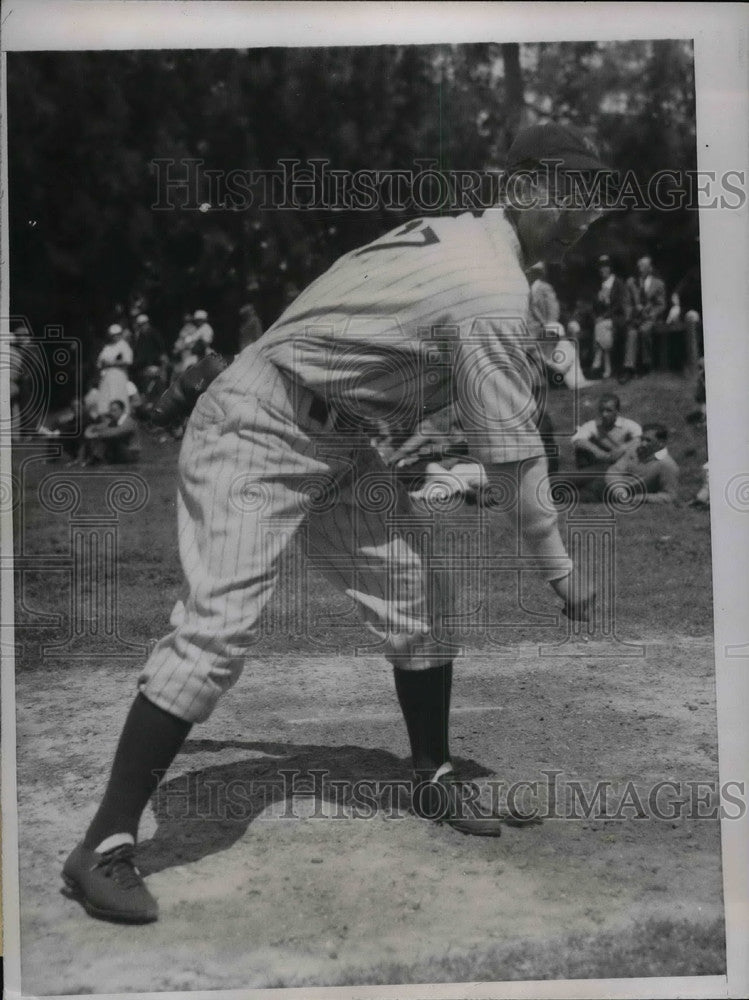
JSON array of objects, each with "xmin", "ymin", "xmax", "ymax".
[{"xmin": 7, "ymin": 40, "xmax": 700, "ymax": 401}]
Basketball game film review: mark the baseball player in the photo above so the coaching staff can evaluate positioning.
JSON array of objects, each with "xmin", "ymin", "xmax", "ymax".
[{"xmin": 63, "ymin": 123, "xmax": 607, "ymax": 923}]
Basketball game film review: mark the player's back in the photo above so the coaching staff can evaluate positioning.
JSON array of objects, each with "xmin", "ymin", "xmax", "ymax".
[{"xmin": 255, "ymin": 211, "xmax": 530, "ymax": 425}]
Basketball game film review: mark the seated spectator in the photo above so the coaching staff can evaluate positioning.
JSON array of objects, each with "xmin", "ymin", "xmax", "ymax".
[
  {"xmin": 564, "ymin": 296, "xmax": 595, "ymax": 371},
  {"xmin": 605, "ymin": 423, "xmax": 680, "ymax": 504},
  {"xmin": 192, "ymin": 309, "xmax": 214, "ymax": 349},
  {"xmin": 620, "ymin": 256, "xmax": 667, "ymax": 382},
  {"xmin": 97, "ymin": 323, "xmax": 133, "ymax": 414},
  {"xmin": 172, "ymin": 312, "xmax": 198, "ymax": 373},
  {"xmin": 666, "ymin": 263, "xmax": 703, "ymax": 372},
  {"xmin": 36, "ymin": 397, "xmax": 88, "ymax": 463},
  {"xmin": 572, "ymin": 394, "xmax": 642, "ymax": 470},
  {"xmin": 527, "ymin": 262, "xmax": 593, "ymax": 394},
  {"xmin": 689, "ymin": 462, "xmax": 710, "ymax": 510},
  {"xmin": 237, "ymin": 302, "xmax": 264, "ymax": 352},
  {"xmin": 83, "ymin": 399, "xmax": 141, "ymax": 465},
  {"xmin": 83, "ymin": 375, "xmax": 101, "ymax": 422},
  {"xmin": 685, "ymin": 356, "xmax": 707, "ymax": 426},
  {"xmin": 591, "ymin": 254, "xmax": 628, "ymax": 381},
  {"xmin": 126, "ymin": 379, "xmax": 144, "ymax": 417}
]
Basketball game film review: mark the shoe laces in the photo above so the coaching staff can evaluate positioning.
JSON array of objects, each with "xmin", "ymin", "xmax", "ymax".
[{"xmin": 94, "ymin": 844, "xmax": 143, "ymax": 890}]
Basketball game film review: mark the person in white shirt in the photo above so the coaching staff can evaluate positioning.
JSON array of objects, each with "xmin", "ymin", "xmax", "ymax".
[
  {"xmin": 571, "ymin": 393, "xmax": 642, "ymax": 471},
  {"xmin": 173, "ymin": 309, "xmax": 215, "ymax": 372},
  {"xmin": 96, "ymin": 324, "xmax": 134, "ymax": 413}
]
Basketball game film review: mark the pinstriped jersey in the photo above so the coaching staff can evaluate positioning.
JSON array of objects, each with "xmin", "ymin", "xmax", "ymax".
[{"xmin": 256, "ymin": 210, "xmax": 545, "ymax": 464}]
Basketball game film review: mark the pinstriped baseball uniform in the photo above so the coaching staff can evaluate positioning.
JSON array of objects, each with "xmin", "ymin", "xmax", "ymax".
[{"xmin": 139, "ymin": 210, "xmax": 569, "ymax": 723}]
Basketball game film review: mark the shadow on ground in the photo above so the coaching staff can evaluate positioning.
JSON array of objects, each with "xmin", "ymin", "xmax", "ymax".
[{"xmin": 138, "ymin": 739, "xmax": 495, "ymax": 875}]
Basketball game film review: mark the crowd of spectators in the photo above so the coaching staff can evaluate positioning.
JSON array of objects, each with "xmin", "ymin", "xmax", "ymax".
[
  {"xmin": 564, "ymin": 393, "xmax": 680, "ymax": 504},
  {"xmin": 406, "ymin": 249, "xmax": 707, "ymax": 510},
  {"xmin": 564, "ymin": 253, "xmax": 704, "ymax": 385}
]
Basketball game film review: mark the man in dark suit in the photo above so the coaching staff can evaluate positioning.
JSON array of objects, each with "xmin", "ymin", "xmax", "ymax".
[
  {"xmin": 619, "ymin": 255, "xmax": 667, "ymax": 382},
  {"xmin": 131, "ymin": 314, "xmax": 168, "ymax": 392}
]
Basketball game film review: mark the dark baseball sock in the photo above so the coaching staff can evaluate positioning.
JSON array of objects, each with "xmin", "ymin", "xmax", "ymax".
[
  {"xmin": 82, "ymin": 692, "xmax": 192, "ymax": 850},
  {"xmin": 393, "ymin": 662, "xmax": 453, "ymax": 778}
]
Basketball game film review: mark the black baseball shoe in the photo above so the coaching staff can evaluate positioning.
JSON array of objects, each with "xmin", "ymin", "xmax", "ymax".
[
  {"xmin": 62, "ymin": 842, "xmax": 158, "ymax": 924},
  {"xmin": 412, "ymin": 763, "xmax": 506, "ymax": 837}
]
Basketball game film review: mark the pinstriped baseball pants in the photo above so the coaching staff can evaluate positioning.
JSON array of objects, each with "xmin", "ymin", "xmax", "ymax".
[{"xmin": 138, "ymin": 348, "xmax": 450, "ymax": 723}]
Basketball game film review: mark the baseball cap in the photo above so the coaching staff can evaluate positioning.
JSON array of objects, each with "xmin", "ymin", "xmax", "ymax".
[
  {"xmin": 507, "ymin": 123, "xmax": 608, "ymax": 174},
  {"xmin": 194, "ymin": 309, "xmax": 208, "ymax": 321},
  {"xmin": 598, "ymin": 254, "xmax": 611, "ymax": 266},
  {"xmin": 136, "ymin": 313, "xmax": 149, "ymax": 325},
  {"xmin": 107, "ymin": 323, "xmax": 123, "ymax": 336}
]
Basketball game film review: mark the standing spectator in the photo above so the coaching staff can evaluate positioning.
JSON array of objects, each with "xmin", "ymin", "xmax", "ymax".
[
  {"xmin": 96, "ymin": 324, "xmax": 133, "ymax": 414},
  {"xmin": 131, "ymin": 314, "xmax": 168, "ymax": 393},
  {"xmin": 591, "ymin": 254, "xmax": 628, "ymax": 380},
  {"xmin": 605, "ymin": 423, "xmax": 680, "ymax": 504},
  {"xmin": 237, "ymin": 303, "xmax": 264, "ymax": 352},
  {"xmin": 620, "ymin": 256, "xmax": 667, "ymax": 382},
  {"xmin": 83, "ymin": 399, "xmax": 141, "ymax": 465}
]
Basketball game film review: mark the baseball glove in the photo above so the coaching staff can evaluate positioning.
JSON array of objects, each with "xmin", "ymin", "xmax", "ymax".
[{"xmin": 149, "ymin": 353, "xmax": 229, "ymax": 427}]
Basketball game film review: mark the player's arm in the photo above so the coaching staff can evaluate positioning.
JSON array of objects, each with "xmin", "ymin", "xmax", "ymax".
[
  {"xmin": 482, "ymin": 457, "xmax": 593, "ymax": 621},
  {"xmin": 455, "ymin": 314, "xmax": 593, "ymax": 620},
  {"xmin": 576, "ymin": 434, "xmax": 614, "ymax": 461}
]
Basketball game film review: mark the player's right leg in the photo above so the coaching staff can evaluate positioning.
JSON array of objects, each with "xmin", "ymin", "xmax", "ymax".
[
  {"xmin": 62, "ymin": 364, "xmax": 333, "ymax": 923},
  {"xmin": 306, "ymin": 445, "xmax": 506, "ymax": 835}
]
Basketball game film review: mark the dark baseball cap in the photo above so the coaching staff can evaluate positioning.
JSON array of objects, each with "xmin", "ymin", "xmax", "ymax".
[{"xmin": 507, "ymin": 123, "xmax": 608, "ymax": 173}]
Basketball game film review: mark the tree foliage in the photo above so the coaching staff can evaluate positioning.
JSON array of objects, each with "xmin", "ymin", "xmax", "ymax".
[{"xmin": 7, "ymin": 40, "xmax": 699, "ymax": 372}]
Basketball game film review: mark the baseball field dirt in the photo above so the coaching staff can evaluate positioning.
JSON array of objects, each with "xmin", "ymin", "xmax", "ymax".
[{"xmin": 11, "ymin": 373, "xmax": 725, "ymax": 992}]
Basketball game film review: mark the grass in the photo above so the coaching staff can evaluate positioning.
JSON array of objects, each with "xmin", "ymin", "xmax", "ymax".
[
  {"xmin": 12, "ymin": 369, "xmax": 722, "ymax": 990},
  {"xmin": 13, "ymin": 370, "xmax": 712, "ymax": 668},
  {"xmin": 268, "ymin": 917, "xmax": 726, "ymax": 988}
]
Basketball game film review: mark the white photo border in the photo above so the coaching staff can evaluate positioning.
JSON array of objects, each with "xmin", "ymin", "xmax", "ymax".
[{"xmin": 1, "ymin": 3, "xmax": 747, "ymax": 999}]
